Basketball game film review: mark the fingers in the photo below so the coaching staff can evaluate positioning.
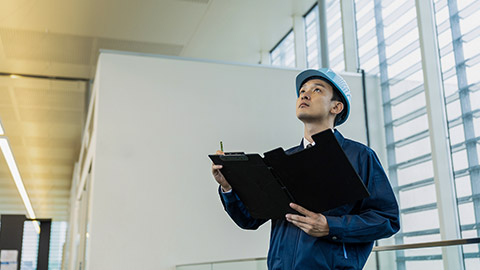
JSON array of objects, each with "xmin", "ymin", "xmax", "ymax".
[
  {"xmin": 212, "ymin": 150, "xmax": 224, "ymax": 171},
  {"xmin": 285, "ymin": 213, "xmax": 310, "ymax": 225},
  {"xmin": 289, "ymin": 203, "xmax": 315, "ymax": 217},
  {"xmin": 287, "ymin": 219, "xmax": 312, "ymax": 232}
]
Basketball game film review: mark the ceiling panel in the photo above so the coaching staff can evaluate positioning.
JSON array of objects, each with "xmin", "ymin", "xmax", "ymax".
[
  {"xmin": 0, "ymin": 28, "xmax": 94, "ymax": 65},
  {"xmin": 0, "ymin": 76, "xmax": 85, "ymax": 221},
  {"xmin": 14, "ymin": 87, "xmax": 85, "ymax": 109},
  {"xmin": 0, "ymin": 87, "xmax": 12, "ymax": 104}
]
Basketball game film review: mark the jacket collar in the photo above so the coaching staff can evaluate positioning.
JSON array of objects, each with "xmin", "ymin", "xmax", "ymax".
[
  {"xmin": 333, "ymin": 129, "xmax": 345, "ymax": 147},
  {"xmin": 299, "ymin": 129, "xmax": 345, "ymax": 149}
]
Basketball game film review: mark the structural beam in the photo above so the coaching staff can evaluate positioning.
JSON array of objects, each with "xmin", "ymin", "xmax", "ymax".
[{"xmin": 415, "ymin": 0, "xmax": 464, "ymax": 269}]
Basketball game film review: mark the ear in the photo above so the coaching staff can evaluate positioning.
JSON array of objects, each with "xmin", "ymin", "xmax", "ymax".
[{"xmin": 330, "ymin": 101, "xmax": 344, "ymax": 116}]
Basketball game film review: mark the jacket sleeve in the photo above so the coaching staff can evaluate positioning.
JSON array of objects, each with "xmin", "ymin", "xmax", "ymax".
[
  {"xmin": 324, "ymin": 150, "xmax": 400, "ymax": 243},
  {"xmin": 219, "ymin": 186, "xmax": 268, "ymax": 230}
]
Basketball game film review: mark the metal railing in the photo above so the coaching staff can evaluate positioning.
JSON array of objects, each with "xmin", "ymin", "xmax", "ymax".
[
  {"xmin": 176, "ymin": 237, "xmax": 480, "ymax": 269},
  {"xmin": 372, "ymin": 236, "xmax": 480, "ymax": 251}
]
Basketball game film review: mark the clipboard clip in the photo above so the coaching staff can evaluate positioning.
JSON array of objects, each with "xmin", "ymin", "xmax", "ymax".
[{"xmin": 219, "ymin": 153, "xmax": 248, "ymax": 161}]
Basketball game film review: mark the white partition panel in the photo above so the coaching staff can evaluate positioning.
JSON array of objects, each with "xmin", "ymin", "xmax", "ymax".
[{"xmin": 82, "ymin": 51, "xmax": 379, "ymax": 270}]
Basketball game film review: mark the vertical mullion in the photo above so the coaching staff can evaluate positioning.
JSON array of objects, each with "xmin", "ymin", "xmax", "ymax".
[
  {"xmin": 416, "ymin": 0, "xmax": 464, "ymax": 269},
  {"xmin": 293, "ymin": 15, "xmax": 307, "ymax": 69},
  {"xmin": 373, "ymin": 1, "xmax": 406, "ymax": 269},
  {"xmin": 317, "ymin": 0, "xmax": 329, "ymax": 68},
  {"xmin": 447, "ymin": 0, "xmax": 480, "ymax": 239},
  {"xmin": 341, "ymin": 0, "xmax": 359, "ymax": 72}
]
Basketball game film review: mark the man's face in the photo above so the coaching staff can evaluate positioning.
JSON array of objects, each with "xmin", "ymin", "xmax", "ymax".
[{"xmin": 296, "ymin": 78, "xmax": 340, "ymax": 124}]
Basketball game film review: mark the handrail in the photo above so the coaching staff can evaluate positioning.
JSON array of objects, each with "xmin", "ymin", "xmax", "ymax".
[
  {"xmin": 372, "ymin": 237, "xmax": 480, "ymax": 252},
  {"xmin": 176, "ymin": 257, "xmax": 266, "ymax": 267},
  {"xmin": 176, "ymin": 237, "xmax": 480, "ymax": 268}
]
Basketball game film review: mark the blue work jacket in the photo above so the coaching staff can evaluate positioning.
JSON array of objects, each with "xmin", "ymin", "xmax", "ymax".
[{"xmin": 219, "ymin": 130, "xmax": 400, "ymax": 269}]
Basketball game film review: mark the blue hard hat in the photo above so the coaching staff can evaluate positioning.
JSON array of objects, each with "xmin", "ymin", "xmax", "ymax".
[{"xmin": 295, "ymin": 68, "xmax": 351, "ymax": 126}]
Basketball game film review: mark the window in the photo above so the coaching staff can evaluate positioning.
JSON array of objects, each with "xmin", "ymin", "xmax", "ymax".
[
  {"xmin": 304, "ymin": 1, "xmax": 345, "ymax": 71},
  {"xmin": 326, "ymin": 0, "xmax": 345, "ymax": 71},
  {"xmin": 433, "ymin": 0, "xmax": 480, "ymax": 268},
  {"xmin": 270, "ymin": 30, "xmax": 296, "ymax": 68},
  {"xmin": 355, "ymin": 0, "xmax": 439, "ymax": 268},
  {"xmin": 305, "ymin": 5, "xmax": 320, "ymax": 69},
  {"xmin": 269, "ymin": 0, "xmax": 479, "ymax": 268},
  {"xmin": 20, "ymin": 221, "xmax": 67, "ymax": 270}
]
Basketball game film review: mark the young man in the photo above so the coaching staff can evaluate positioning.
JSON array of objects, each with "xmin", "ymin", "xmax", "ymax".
[{"xmin": 212, "ymin": 68, "xmax": 400, "ymax": 269}]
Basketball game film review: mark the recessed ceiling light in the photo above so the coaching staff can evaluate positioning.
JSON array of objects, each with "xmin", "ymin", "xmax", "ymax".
[{"xmin": 0, "ymin": 137, "xmax": 39, "ymax": 233}]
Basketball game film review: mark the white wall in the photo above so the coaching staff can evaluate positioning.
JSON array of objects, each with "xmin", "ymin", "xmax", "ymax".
[{"xmin": 83, "ymin": 51, "xmax": 382, "ymax": 270}]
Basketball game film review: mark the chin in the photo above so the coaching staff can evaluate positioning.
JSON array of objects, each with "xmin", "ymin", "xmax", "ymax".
[{"xmin": 297, "ymin": 113, "xmax": 314, "ymax": 122}]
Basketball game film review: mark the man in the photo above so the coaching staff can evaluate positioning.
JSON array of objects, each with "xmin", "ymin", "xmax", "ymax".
[{"xmin": 212, "ymin": 68, "xmax": 400, "ymax": 269}]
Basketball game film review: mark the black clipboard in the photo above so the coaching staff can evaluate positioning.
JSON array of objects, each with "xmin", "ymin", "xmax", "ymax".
[{"xmin": 209, "ymin": 130, "xmax": 370, "ymax": 219}]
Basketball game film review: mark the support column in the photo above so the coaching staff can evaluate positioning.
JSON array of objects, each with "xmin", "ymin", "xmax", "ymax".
[
  {"xmin": 317, "ymin": 0, "xmax": 329, "ymax": 68},
  {"xmin": 37, "ymin": 219, "xmax": 52, "ymax": 270},
  {"xmin": 415, "ymin": 0, "xmax": 464, "ymax": 269},
  {"xmin": 340, "ymin": 0, "xmax": 359, "ymax": 72},
  {"xmin": 0, "ymin": 215, "xmax": 26, "ymax": 270},
  {"xmin": 447, "ymin": 0, "xmax": 480, "ymax": 238},
  {"xmin": 293, "ymin": 15, "xmax": 307, "ymax": 69}
]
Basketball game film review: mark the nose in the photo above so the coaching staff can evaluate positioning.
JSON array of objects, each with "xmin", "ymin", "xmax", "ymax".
[{"xmin": 300, "ymin": 92, "xmax": 310, "ymax": 100}]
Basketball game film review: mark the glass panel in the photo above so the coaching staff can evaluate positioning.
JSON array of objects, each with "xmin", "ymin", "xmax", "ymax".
[
  {"xmin": 399, "ymin": 184, "xmax": 437, "ymax": 209},
  {"xmin": 440, "ymin": 52, "xmax": 455, "ymax": 73},
  {"xmin": 387, "ymin": 50, "xmax": 422, "ymax": 79},
  {"xmin": 455, "ymin": 175, "xmax": 472, "ymax": 198},
  {"xmin": 270, "ymin": 31, "xmax": 296, "ymax": 68},
  {"xmin": 327, "ymin": 0, "xmax": 344, "ymax": 71},
  {"xmin": 443, "ymin": 75, "xmax": 458, "ymax": 97},
  {"xmin": 451, "ymin": 149, "xmax": 468, "ymax": 171},
  {"xmin": 470, "ymin": 90, "xmax": 480, "ymax": 111},
  {"xmin": 465, "ymin": 61, "xmax": 480, "ymax": 86},
  {"xmin": 434, "ymin": 3, "xmax": 480, "ymax": 265},
  {"xmin": 402, "ymin": 209, "xmax": 440, "ymax": 232},
  {"xmin": 49, "ymin": 221, "xmax": 68, "ymax": 270},
  {"xmin": 474, "ymin": 116, "xmax": 480, "ymax": 137},
  {"xmin": 305, "ymin": 5, "xmax": 319, "ymax": 69},
  {"xmin": 446, "ymin": 100, "xmax": 462, "ymax": 122},
  {"xmin": 392, "ymin": 114, "xmax": 429, "ymax": 141},
  {"xmin": 397, "ymin": 160, "xmax": 434, "ymax": 186},
  {"xmin": 458, "ymin": 202, "xmax": 476, "ymax": 225},
  {"xmin": 389, "ymin": 70, "xmax": 424, "ymax": 99},
  {"xmin": 391, "ymin": 92, "xmax": 426, "ymax": 120},
  {"xmin": 406, "ymin": 260, "xmax": 444, "ymax": 269},
  {"xmin": 465, "ymin": 258, "xmax": 480, "ymax": 270},
  {"xmin": 20, "ymin": 221, "xmax": 39, "ymax": 270},
  {"xmin": 395, "ymin": 137, "xmax": 431, "ymax": 164},
  {"xmin": 461, "ymin": 230, "xmax": 479, "ymax": 252},
  {"xmin": 449, "ymin": 123, "xmax": 465, "ymax": 146},
  {"xmin": 403, "ymin": 234, "xmax": 442, "ymax": 257}
]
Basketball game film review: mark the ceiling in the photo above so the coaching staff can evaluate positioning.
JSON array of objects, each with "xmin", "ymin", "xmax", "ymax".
[{"xmin": 0, "ymin": 0, "xmax": 315, "ymax": 221}]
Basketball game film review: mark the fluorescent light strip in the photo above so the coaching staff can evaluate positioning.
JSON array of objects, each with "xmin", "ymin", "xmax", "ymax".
[
  {"xmin": 0, "ymin": 137, "xmax": 40, "ymax": 233},
  {"xmin": 0, "ymin": 119, "xmax": 4, "ymax": 135}
]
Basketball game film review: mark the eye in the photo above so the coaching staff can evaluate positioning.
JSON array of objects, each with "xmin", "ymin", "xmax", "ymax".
[
  {"xmin": 299, "ymin": 89, "xmax": 306, "ymax": 94},
  {"xmin": 313, "ymin": 88, "xmax": 321, "ymax": 92}
]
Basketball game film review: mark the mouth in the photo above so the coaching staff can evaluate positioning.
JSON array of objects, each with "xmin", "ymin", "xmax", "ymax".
[{"xmin": 298, "ymin": 103, "xmax": 309, "ymax": 108}]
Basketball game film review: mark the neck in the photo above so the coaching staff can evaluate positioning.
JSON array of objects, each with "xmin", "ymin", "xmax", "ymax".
[{"xmin": 303, "ymin": 122, "xmax": 334, "ymax": 143}]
